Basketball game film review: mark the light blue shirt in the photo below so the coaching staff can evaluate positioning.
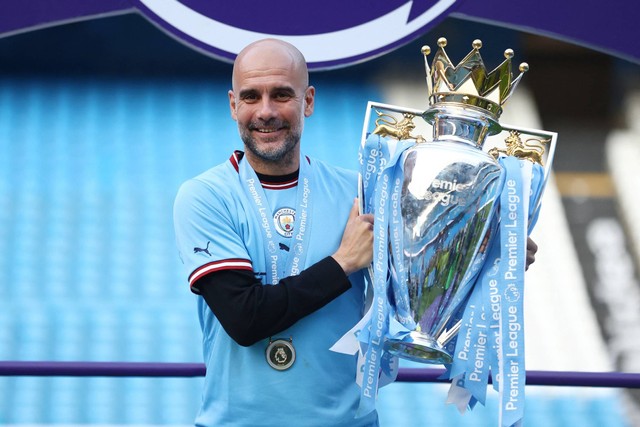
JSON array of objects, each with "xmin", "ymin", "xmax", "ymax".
[{"xmin": 173, "ymin": 152, "xmax": 379, "ymax": 427}]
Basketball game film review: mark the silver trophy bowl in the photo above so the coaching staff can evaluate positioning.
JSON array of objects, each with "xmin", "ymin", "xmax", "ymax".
[{"xmin": 384, "ymin": 106, "xmax": 503, "ymax": 364}]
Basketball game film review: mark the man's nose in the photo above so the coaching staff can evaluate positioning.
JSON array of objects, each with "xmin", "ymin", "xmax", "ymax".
[{"xmin": 257, "ymin": 98, "xmax": 276, "ymax": 120}]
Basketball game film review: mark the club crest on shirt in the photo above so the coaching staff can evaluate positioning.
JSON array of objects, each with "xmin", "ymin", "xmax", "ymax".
[{"xmin": 273, "ymin": 207, "xmax": 295, "ymax": 238}]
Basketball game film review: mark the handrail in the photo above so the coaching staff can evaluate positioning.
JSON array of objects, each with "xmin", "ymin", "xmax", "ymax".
[{"xmin": 1, "ymin": 361, "xmax": 639, "ymax": 388}]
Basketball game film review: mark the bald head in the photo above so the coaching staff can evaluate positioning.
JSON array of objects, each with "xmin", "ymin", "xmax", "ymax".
[{"xmin": 232, "ymin": 39, "xmax": 309, "ymax": 92}]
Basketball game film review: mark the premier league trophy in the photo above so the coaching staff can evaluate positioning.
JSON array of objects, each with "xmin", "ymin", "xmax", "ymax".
[
  {"xmin": 342, "ymin": 37, "xmax": 556, "ymax": 424},
  {"xmin": 357, "ymin": 37, "xmax": 556, "ymax": 367}
]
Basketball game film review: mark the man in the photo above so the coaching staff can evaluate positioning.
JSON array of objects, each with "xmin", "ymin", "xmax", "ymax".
[
  {"xmin": 173, "ymin": 38, "xmax": 378, "ymax": 426},
  {"xmin": 173, "ymin": 38, "xmax": 538, "ymax": 426}
]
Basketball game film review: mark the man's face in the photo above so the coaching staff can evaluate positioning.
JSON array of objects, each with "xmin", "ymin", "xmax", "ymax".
[{"xmin": 229, "ymin": 47, "xmax": 314, "ymax": 171}]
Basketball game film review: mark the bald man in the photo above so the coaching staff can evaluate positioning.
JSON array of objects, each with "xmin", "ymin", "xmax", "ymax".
[{"xmin": 173, "ymin": 39, "xmax": 379, "ymax": 426}]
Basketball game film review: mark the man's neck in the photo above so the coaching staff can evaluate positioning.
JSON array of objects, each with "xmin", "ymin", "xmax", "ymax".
[{"xmin": 244, "ymin": 151, "xmax": 300, "ymax": 176}]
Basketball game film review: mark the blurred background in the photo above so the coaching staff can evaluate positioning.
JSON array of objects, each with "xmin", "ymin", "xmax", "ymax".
[{"xmin": 0, "ymin": 10, "xmax": 639, "ymax": 427}]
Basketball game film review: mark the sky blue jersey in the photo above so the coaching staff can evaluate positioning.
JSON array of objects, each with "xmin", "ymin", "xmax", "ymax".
[{"xmin": 173, "ymin": 152, "xmax": 378, "ymax": 427}]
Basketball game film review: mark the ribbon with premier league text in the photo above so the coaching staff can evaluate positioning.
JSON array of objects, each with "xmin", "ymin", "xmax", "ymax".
[
  {"xmin": 238, "ymin": 153, "xmax": 315, "ymax": 284},
  {"xmin": 446, "ymin": 155, "xmax": 545, "ymax": 427},
  {"xmin": 330, "ymin": 134, "xmax": 396, "ymax": 386},
  {"xmin": 330, "ymin": 133, "xmax": 412, "ymax": 413},
  {"xmin": 356, "ymin": 133, "xmax": 414, "ymax": 417},
  {"xmin": 497, "ymin": 155, "xmax": 527, "ymax": 427}
]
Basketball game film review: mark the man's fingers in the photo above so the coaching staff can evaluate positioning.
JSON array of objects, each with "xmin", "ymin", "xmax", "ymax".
[
  {"xmin": 349, "ymin": 198, "xmax": 360, "ymax": 218},
  {"xmin": 360, "ymin": 213, "xmax": 374, "ymax": 226}
]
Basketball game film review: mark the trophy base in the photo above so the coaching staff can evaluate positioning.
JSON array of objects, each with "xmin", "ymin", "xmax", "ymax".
[{"xmin": 386, "ymin": 332, "xmax": 453, "ymax": 365}]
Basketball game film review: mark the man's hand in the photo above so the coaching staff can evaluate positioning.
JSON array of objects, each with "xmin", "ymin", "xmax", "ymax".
[
  {"xmin": 526, "ymin": 237, "xmax": 538, "ymax": 270},
  {"xmin": 332, "ymin": 199, "xmax": 374, "ymax": 276}
]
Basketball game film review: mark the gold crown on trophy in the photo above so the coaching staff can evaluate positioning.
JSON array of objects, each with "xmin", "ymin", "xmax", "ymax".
[{"xmin": 422, "ymin": 37, "xmax": 529, "ymax": 119}]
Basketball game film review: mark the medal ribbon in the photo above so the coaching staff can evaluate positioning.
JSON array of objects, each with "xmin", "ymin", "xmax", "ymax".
[{"xmin": 238, "ymin": 154, "xmax": 314, "ymax": 284}]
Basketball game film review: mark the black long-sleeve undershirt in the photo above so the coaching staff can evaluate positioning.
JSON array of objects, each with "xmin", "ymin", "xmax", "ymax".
[{"xmin": 194, "ymin": 256, "xmax": 351, "ymax": 347}]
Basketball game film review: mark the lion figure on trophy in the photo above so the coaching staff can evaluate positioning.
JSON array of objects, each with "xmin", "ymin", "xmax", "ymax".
[
  {"xmin": 372, "ymin": 110, "xmax": 426, "ymax": 143},
  {"xmin": 489, "ymin": 130, "xmax": 549, "ymax": 165}
]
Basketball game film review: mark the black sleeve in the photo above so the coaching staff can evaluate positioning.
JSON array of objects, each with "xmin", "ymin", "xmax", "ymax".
[{"xmin": 195, "ymin": 256, "xmax": 352, "ymax": 346}]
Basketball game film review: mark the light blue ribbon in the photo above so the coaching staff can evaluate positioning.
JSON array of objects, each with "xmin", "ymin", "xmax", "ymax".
[
  {"xmin": 496, "ymin": 155, "xmax": 527, "ymax": 427},
  {"xmin": 446, "ymin": 155, "xmax": 545, "ymax": 426},
  {"xmin": 357, "ymin": 134, "xmax": 413, "ymax": 416},
  {"xmin": 238, "ymin": 154, "xmax": 314, "ymax": 284}
]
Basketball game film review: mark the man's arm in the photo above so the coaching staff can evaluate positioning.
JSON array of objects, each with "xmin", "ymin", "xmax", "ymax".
[
  {"xmin": 196, "ymin": 256, "xmax": 350, "ymax": 346},
  {"xmin": 198, "ymin": 199, "xmax": 374, "ymax": 347}
]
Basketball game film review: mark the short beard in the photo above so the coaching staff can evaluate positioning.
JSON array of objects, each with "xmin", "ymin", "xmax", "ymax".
[{"xmin": 240, "ymin": 122, "xmax": 301, "ymax": 167}]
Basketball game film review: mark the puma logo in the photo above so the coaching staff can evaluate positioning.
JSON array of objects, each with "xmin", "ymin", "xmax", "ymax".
[
  {"xmin": 194, "ymin": 241, "xmax": 212, "ymax": 256},
  {"xmin": 279, "ymin": 243, "xmax": 290, "ymax": 252}
]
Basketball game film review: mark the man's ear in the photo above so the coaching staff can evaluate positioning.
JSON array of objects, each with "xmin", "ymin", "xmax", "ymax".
[
  {"xmin": 228, "ymin": 90, "xmax": 237, "ymax": 121},
  {"xmin": 304, "ymin": 86, "xmax": 315, "ymax": 117}
]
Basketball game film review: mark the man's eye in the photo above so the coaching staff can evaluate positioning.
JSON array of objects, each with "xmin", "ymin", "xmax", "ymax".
[{"xmin": 275, "ymin": 92, "xmax": 293, "ymax": 100}]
